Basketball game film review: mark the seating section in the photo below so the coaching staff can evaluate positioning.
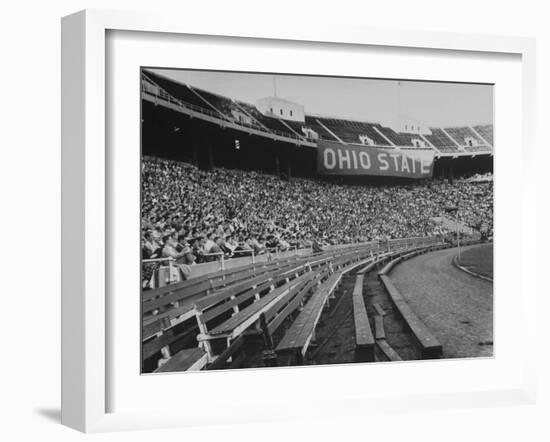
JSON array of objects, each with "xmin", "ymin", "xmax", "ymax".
[
  {"xmin": 279, "ymin": 118, "xmax": 310, "ymax": 138},
  {"xmin": 155, "ymin": 347, "xmax": 208, "ymax": 373},
  {"xmin": 142, "ymin": 245, "xmax": 373, "ymax": 371},
  {"xmin": 442, "ymin": 126, "xmax": 493, "ymax": 153},
  {"xmin": 142, "ymin": 257, "xmax": 302, "ymax": 338},
  {"xmin": 473, "ymin": 124, "xmax": 494, "ymax": 146},
  {"xmin": 376, "ymin": 126, "xmax": 424, "ymax": 147},
  {"xmin": 314, "ymin": 118, "xmax": 392, "ymax": 146},
  {"xmin": 188, "ymin": 86, "xmax": 243, "ymax": 122},
  {"xmin": 142, "ymin": 237, "xmax": 451, "ymax": 372},
  {"xmin": 424, "ymin": 128, "xmax": 461, "ymax": 153},
  {"xmin": 143, "ymin": 71, "xmax": 213, "ymax": 110},
  {"xmin": 303, "ymin": 116, "xmax": 340, "ymax": 141},
  {"xmin": 234, "ymin": 101, "xmax": 302, "ymax": 138},
  {"xmin": 444, "ymin": 126, "xmax": 483, "ymax": 145},
  {"xmin": 143, "ymin": 71, "xmax": 493, "ymax": 154}
]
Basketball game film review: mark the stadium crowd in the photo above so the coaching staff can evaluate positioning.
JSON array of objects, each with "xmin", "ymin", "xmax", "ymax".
[{"xmin": 141, "ymin": 156, "xmax": 493, "ymax": 270}]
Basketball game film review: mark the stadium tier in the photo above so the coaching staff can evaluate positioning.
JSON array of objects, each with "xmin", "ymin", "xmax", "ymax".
[
  {"xmin": 141, "ymin": 157, "xmax": 493, "ymax": 272},
  {"xmin": 445, "ymin": 126, "xmax": 483, "ymax": 145},
  {"xmin": 424, "ymin": 128, "xmax": 461, "ymax": 153},
  {"xmin": 142, "ymin": 71, "xmax": 493, "ymax": 155},
  {"xmin": 235, "ymin": 101, "xmax": 300, "ymax": 137},
  {"xmin": 303, "ymin": 116, "xmax": 339, "ymax": 140},
  {"xmin": 144, "ymin": 72, "xmax": 210, "ymax": 110},
  {"xmin": 473, "ymin": 124, "xmax": 494, "ymax": 146},
  {"xmin": 313, "ymin": 117, "xmax": 393, "ymax": 146},
  {"xmin": 375, "ymin": 125, "xmax": 432, "ymax": 148}
]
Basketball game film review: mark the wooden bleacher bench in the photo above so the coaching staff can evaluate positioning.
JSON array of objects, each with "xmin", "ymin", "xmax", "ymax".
[
  {"xmin": 202, "ymin": 271, "xmax": 314, "ymax": 341},
  {"xmin": 143, "ymin": 258, "xmax": 309, "ymax": 370},
  {"xmin": 194, "ymin": 261, "xmax": 307, "ymax": 314},
  {"xmin": 206, "ymin": 269, "xmax": 329, "ymax": 370},
  {"xmin": 379, "ymin": 275, "xmax": 442, "ymax": 358},
  {"xmin": 198, "ymin": 272, "xmax": 315, "ymax": 366},
  {"xmin": 205, "ymin": 335, "xmax": 245, "ymax": 370},
  {"xmin": 274, "ymin": 250, "xmax": 377, "ymax": 364},
  {"xmin": 374, "ymin": 315, "xmax": 385, "ymax": 340},
  {"xmin": 154, "ymin": 347, "xmax": 208, "ymax": 372},
  {"xmin": 276, "ymin": 271, "xmax": 343, "ymax": 363},
  {"xmin": 352, "ymin": 274, "xmax": 375, "ymax": 362},
  {"xmin": 143, "ymin": 256, "xmax": 302, "ymax": 316},
  {"xmin": 373, "ymin": 303, "xmax": 386, "ymax": 316},
  {"xmin": 142, "ymin": 258, "xmax": 305, "ymax": 339},
  {"xmin": 142, "ymin": 249, "xmax": 369, "ymax": 369},
  {"xmin": 142, "ymin": 315, "xmax": 199, "ymax": 362},
  {"xmin": 377, "ymin": 340, "xmax": 403, "ymax": 361},
  {"xmin": 142, "ymin": 242, "xmax": 441, "ymax": 372},
  {"xmin": 378, "ymin": 256, "xmax": 403, "ymax": 276},
  {"xmin": 265, "ymin": 268, "xmax": 330, "ymax": 336}
]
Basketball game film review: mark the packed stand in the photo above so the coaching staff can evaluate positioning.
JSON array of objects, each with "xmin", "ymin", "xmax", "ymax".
[{"xmin": 141, "ymin": 156, "xmax": 493, "ymax": 279}]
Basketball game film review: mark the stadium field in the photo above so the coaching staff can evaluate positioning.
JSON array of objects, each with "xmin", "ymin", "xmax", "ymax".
[{"xmin": 458, "ymin": 243, "xmax": 494, "ymax": 280}]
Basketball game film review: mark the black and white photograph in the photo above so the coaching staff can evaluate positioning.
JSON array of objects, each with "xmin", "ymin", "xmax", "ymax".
[{"xmin": 140, "ymin": 68, "xmax": 494, "ymax": 374}]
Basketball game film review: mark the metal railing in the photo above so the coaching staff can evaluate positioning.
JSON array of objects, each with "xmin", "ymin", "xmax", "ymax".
[
  {"xmin": 199, "ymin": 245, "xmax": 301, "ymax": 271},
  {"xmin": 141, "ymin": 236, "xmax": 442, "ymax": 288}
]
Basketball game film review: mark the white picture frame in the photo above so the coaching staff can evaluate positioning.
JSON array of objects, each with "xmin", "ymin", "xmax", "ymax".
[{"xmin": 61, "ymin": 9, "xmax": 537, "ymax": 433}]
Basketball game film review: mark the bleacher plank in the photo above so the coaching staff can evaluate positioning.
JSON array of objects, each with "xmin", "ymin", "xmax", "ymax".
[
  {"xmin": 378, "ymin": 256, "xmax": 402, "ymax": 275},
  {"xmin": 144, "ymin": 259, "xmax": 298, "ymax": 315},
  {"xmin": 142, "ymin": 319, "xmax": 198, "ymax": 360},
  {"xmin": 205, "ymin": 336, "xmax": 245, "ymax": 370},
  {"xmin": 276, "ymin": 272, "xmax": 342, "ymax": 360},
  {"xmin": 377, "ymin": 340, "xmax": 403, "ymax": 361},
  {"xmin": 266, "ymin": 271, "xmax": 326, "ymax": 335},
  {"xmin": 374, "ymin": 315, "xmax": 386, "ymax": 340},
  {"xmin": 142, "ymin": 302, "xmax": 198, "ymax": 339},
  {"xmin": 351, "ymin": 274, "xmax": 375, "ymax": 362},
  {"xmin": 379, "ymin": 275, "xmax": 442, "ymax": 358},
  {"xmin": 154, "ymin": 347, "xmax": 207, "ymax": 372},
  {"xmin": 373, "ymin": 303, "xmax": 386, "ymax": 316},
  {"xmin": 206, "ymin": 272, "xmax": 314, "ymax": 338}
]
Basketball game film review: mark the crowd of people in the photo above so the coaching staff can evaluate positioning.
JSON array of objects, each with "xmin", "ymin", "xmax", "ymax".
[{"xmin": 141, "ymin": 156, "xmax": 493, "ymax": 277}]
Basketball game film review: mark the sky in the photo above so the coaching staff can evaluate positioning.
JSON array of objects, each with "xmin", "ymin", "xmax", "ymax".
[{"xmin": 149, "ymin": 68, "xmax": 493, "ymax": 127}]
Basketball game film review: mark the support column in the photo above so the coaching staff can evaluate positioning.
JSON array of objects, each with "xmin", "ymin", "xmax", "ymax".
[
  {"xmin": 207, "ymin": 144, "xmax": 214, "ymax": 170},
  {"xmin": 192, "ymin": 144, "xmax": 199, "ymax": 167},
  {"xmin": 275, "ymin": 154, "xmax": 280, "ymax": 178}
]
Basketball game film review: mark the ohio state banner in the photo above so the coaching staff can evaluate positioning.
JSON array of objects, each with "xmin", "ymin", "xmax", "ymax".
[{"xmin": 317, "ymin": 140, "xmax": 435, "ymax": 178}]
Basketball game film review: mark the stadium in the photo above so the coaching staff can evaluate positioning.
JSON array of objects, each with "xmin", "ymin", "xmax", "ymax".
[{"xmin": 140, "ymin": 69, "xmax": 494, "ymax": 373}]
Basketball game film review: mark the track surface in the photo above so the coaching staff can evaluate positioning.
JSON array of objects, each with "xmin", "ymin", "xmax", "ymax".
[{"xmin": 390, "ymin": 245, "xmax": 493, "ymax": 359}]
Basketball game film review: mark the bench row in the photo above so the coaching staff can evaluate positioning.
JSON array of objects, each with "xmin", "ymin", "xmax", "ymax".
[
  {"xmin": 146, "ymin": 239, "xmax": 443, "ymax": 372},
  {"xmin": 151, "ymin": 247, "xmax": 375, "ymax": 372}
]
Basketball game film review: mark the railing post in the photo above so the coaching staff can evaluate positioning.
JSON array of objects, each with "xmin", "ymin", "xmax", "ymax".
[
  {"xmin": 168, "ymin": 258, "xmax": 175, "ymax": 284},
  {"xmin": 252, "ymin": 249, "xmax": 255, "ymax": 264},
  {"xmin": 220, "ymin": 254, "xmax": 225, "ymax": 272}
]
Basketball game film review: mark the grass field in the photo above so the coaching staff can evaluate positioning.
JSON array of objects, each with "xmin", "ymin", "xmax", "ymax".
[{"xmin": 458, "ymin": 243, "xmax": 493, "ymax": 279}]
